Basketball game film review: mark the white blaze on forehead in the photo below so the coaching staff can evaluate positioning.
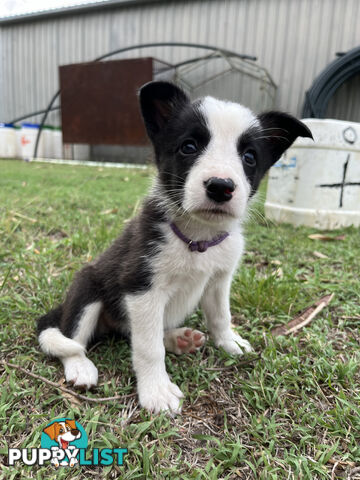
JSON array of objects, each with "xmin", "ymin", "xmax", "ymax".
[
  {"xmin": 182, "ymin": 96, "xmax": 258, "ymax": 221},
  {"xmin": 199, "ymin": 96, "xmax": 258, "ymax": 141}
]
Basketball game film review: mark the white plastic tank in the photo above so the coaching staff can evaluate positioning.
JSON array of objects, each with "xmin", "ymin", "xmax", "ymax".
[
  {"xmin": 0, "ymin": 123, "xmax": 16, "ymax": 158},
  {"xmin": 63, "ymin": 143, "xmax": 90, "ymax": 161},
  {"xmin": 53, "ymin": 128, "xmax": 63, "ymax": 159},
  {"xmin": 73, "ymin": 144, "xmax": 90, "ymax": 161},
  {"xmin": 14, "ymin": 126, "xmax": 22, "ymax": 158},
  {"xmin": 42, "ymin": 126, "xmax": 54, "ymax": 158},
  {"xmin": 265, "ymin": 119, "xmax": 360, "ymax": 229},
  {"xmin": 20, "ymin": 123, "xmax": 44, "ymax": 160},
  {"xmin": 39, "ymin": 126, "xmax": 63, "ymax": 159}
]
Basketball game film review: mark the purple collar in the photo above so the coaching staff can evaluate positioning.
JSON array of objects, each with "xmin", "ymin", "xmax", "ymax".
[{"xmin": 170, "ymin": 222, "xmax": 229, "ymax": 253}]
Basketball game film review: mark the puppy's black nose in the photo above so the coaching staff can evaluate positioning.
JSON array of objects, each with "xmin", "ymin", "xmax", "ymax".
[
  {"xmin": 204, "ymin": 177, "xmax": 235, "ymax": 203},
  {"xmin": 71, "ymin": 429, "xmax": 80, "ymax": 436}
]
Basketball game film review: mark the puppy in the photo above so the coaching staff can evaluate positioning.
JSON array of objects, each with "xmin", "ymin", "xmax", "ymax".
[{"xmin": 37, "ymin": 81, "xmax": 312, "ymax": 413}]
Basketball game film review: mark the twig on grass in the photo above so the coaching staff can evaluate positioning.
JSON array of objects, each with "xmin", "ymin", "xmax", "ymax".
[
  {"xmin": 205, "ymin": 354, "xmax": 261, "ymax": 371},
  {"xmin": 331, "ymin": 461, "xmax": 339, "ymax": 480},
  {"xmin": 285, "ymin": 298, "xmax": 332, "ymax": 335},
  {"xmin": 272, "ymin": 294, "xmax": 334, "ymax": 336},
  {"xmin": 340, "ymin": 315, "xmax": 360, "ymax": 320},
  {"xmin": 0, "ymin": 360, "xmax": 136, "ymax": 404},
  {"xmin": 10, "ymin": 211, "xmax": 37, "ymax": 223},
  {"xmin": 328, "ymin": 457, "xmax": 356, "ymax": 469},
  {"xmin": 87, "ymin": 341, "xmax": 103, "ymax": 353}
]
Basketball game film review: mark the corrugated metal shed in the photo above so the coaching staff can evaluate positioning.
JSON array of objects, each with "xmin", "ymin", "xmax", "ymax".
[{"xmin": 0, "ymin": 0, "xmax": 359, "ymax": 125}]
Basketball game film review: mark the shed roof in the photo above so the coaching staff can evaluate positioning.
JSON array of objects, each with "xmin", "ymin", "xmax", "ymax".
[{"xmin": 0, "ymin": 0, "xmax": 161, "ymax": 25}]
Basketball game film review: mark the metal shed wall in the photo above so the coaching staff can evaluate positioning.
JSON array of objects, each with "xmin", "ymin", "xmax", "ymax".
[{"xmin": 0, "ymin": 0, "xmax": 359, "ymax": 125}]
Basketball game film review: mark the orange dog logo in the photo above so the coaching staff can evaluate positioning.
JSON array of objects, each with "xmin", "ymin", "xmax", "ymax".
[{"xmin": 43, "ymin": 419, "xmax": 81, "ymax": 467}]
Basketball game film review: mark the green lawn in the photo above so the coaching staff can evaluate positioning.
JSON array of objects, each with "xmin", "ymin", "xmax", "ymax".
[{"xmin": 0, "ymin": 159, "xmax": 359, "ymax": 479}]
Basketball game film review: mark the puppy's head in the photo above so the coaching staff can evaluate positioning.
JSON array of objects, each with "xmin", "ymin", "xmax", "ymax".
[
  {"xmin": 139, "ymin": 81, "xmax": 312, "ymax": 226},
  {"xmin": 43, "ymin": 420, "xmax": 81, "ymax": 448}
]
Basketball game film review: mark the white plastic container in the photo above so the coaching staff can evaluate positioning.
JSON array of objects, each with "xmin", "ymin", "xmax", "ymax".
[
  {"xmin": 265, "ymin": 119, "xmax": 360, "ymax": 229},
  {"xmin": 0, "ymin": 123, "xmax": 16, "ymax": 158},
  {"xmin": 15, "ymin": 127, "xmax": 22, "ymax": 158},
  {"xmin": 63, "ymin": 143, "xmax": 90, "ymax": 161},
  {"xmin": 42, "ymin": 126, "xmax": 54, "ymax": 158},
  {"xmin": 41, "ymin": 126, "xmax": 63, "ymax": 158},
  {"xmin": 53, "ymin": 128, "xmax": 63, "ymax": 158},
  {"xmin": 20, "ymin": 123, "xmax": 44, "ymax": 160},
  {"xmin": 73, "ymin": 144, "xmax": 90, "ymax": 161}
]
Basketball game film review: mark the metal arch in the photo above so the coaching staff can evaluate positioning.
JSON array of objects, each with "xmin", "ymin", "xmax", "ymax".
[
  {"xmin": 302, "ymin": 45, "xmax": 360, "ymax": 118},
  {"xmin": 10, "ymin": 106, "xmax": 60, "ymax": 125},
  {"xmin": 31, "ymin": 42, "xmax": 258, "ymax": 159},
  {"xmin": 93, "ymin": 42, "xmax": 257, "ymax": 63}
]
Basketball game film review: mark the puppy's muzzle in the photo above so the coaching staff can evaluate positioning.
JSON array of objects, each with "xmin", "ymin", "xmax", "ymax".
[{"xmin": 204, "ymin": 177, "xmax": 235, "ymax": 203}]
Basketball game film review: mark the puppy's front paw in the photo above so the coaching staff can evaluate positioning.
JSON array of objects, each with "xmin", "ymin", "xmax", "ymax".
[
  {"xmin": 216, "ymin": 331, "xmax": 253, "ymax": 356},
  {"xmin": 63, "ymin": 355, "xmax": 98, "ymax": 389},
  {"xmin": 138, "ymin": 377, "xmax": 184, "ymax": 414}
]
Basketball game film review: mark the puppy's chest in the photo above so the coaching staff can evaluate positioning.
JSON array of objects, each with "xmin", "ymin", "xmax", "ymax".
[
  {"xmin": 152, "ymin": 245, "xmax": 216, "ymax": 300},
  {"xmin": 151, "ymin": 231, "xmax": 244, "ymax": 328}
]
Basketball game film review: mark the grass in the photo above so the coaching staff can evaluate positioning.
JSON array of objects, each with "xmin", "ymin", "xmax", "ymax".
[{"xmin": 0, "ymin": 158, "xmax": 359, "ymax": 479}]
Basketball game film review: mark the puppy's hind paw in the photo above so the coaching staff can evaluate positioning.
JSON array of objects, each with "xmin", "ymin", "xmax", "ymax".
[{"xmin": 164, "ymin": 327, "xmax": 206, "ymax": 355}]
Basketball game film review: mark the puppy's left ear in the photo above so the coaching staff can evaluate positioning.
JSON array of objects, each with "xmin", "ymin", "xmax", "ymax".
[
  {"xmin": 43, "ymin": 423, "xmax": 56, "ymax": 440},
  {"xmin": 258, "ymin": 111, "xmax": 313, "ymax": 164},
  {"xmin": 139, "ymin": 81, "xmax": 190, "ymax": 141}
]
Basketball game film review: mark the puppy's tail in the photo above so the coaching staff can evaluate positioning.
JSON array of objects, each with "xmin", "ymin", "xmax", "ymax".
[{"xmin": 37, "ymin": 306, "xmax": 85, "ymax": 358}]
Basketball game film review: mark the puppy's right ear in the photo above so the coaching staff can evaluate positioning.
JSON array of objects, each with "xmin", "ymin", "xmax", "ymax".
[
  {"xmin": 66, "ymin": 419, "xmax": 77, "ymax": 430},
  {"xmin": 139, "ymin": 81, "xmax": 189, "ymax": 140}
]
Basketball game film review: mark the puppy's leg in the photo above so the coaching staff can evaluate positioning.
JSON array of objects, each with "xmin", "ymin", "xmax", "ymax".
[
  {"xmin": 126, "ymin": 291, "xmax": 183, "ymax": 413},
  {"xmin": 201, "ymin": 272, "xmax": 253, "ymax": 355},
  {"xmin": 164, "ymin": 327, "xmax": 206, "ymax": 355},
  {"xmin": 61, "ymin": 301, "xmax": 102, "ymax": 389},
  {"xmin": 38, "ymin": 267, "xmax": 102, "ymax": 389}
]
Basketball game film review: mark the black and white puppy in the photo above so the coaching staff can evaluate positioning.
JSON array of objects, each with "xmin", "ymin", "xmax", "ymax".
[{"xmin": 37, "ymin": 81, "xmax": 312, "ymax": 413}]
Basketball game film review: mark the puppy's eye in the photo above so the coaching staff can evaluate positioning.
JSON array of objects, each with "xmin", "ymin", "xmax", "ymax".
[
  {"xmin": 59, "ymin": 428, "xmax": 63, "ymax": 433},
  {"xmin": 242, "ymin": 150, "xmax": 256, "ymax": 167},
  {"xmin": 180, "ymin": 140, "xmax": 197, "ymax": 155}
]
